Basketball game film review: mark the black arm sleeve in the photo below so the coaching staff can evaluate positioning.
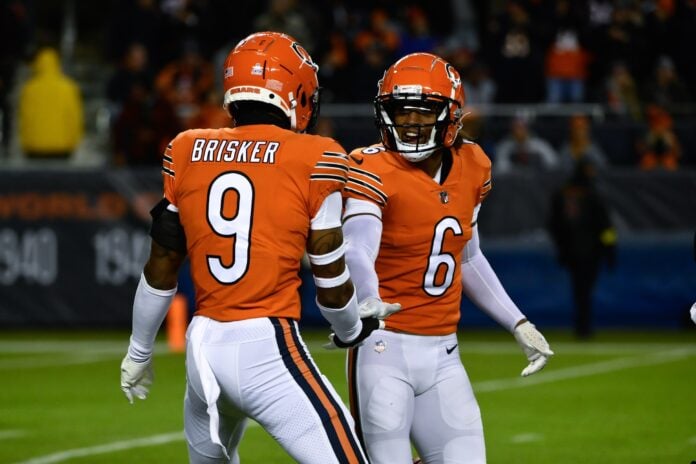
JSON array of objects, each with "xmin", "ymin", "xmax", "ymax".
[{"xmin": 150, "ymin": 198, "xmax": 187, "ymax": 253}]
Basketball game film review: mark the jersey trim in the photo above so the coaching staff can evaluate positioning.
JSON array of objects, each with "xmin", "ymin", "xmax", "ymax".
[
  {"xmin": 480, "ymin": 178, "xmax": 492, "ymax": 200},
  {"xmin": 311, "ymin": 173, "xmax": 347, "ymax": 182},
  {"xmin": 346, "ymin": 178, "xmax": 388, "ymax": 205},
  {"xmin": 349, "ymin": 166, "xmax": 382, "ymax": 184}
]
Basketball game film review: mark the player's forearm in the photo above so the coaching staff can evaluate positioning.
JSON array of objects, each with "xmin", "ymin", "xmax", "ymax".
[
  {"xmin": 129, "ymin": 273, "xmax": 177, "ymax": 361},
  {"xmin": 343, "ymin": 213, "xmax": 383, "ymax": 302},
  {"xmin": 461, "ymin": 252, "xmax": 525, "ymax": 332},
  {"xmin": 344, "ymin": 245, "xmax": 380, "ymax": 302}
]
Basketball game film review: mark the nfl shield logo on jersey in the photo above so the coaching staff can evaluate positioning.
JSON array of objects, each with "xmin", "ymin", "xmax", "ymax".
[{"xmin": 374, "ymin": 340, "xmax": 386, "ymax": 353}]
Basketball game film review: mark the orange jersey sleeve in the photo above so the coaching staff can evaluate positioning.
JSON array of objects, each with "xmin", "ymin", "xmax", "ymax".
[
  {"xmin": 164, "ymin": 125, "xmax": 347, "ymax": 322},
  {"xmin": 346, "ymin": 142, "xmax": 492, "ymax": 335}
]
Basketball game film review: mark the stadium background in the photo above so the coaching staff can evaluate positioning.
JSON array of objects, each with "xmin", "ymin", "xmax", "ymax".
[
  {"xmin": 0, "ymin": 0, "xmax": 694, "ymax": 329},
  {"xmin": 1, "ymin": 2, "xmax": 695, "ymax": 464}
]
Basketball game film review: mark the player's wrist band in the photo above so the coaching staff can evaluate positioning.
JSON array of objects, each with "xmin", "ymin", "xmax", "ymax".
[
  {"xmin": 307, "ymin": 241, "xmax": 346, "ymax": 266},
  {"xmin": 313, "ymin": 266, "xmax": 350, "ymax": 288}
]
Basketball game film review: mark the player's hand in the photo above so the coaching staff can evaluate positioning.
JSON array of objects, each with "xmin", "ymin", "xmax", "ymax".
[
  {"xmin": 513, "ymin": 321, "xmax": 554, "ymax": 377},
  {"xmin": 325, "ymin": 318, "xmax": 384, "ymax": 349},
  {"xmin": 120, "ymin": 354, "xmax": 153, "ymax": 404},
  {"xmin": 690, "ymin": 302, "xmax": 696, "ymax": 324},
  {"xmin": 358, "ymin": 297, "xmax": 401, "ymax": 319}
]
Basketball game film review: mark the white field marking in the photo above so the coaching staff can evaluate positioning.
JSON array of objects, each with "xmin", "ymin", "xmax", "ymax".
[
  {"xmin": 473, "ymin": 347, "xmax": 695, "ymax": 392},
  {"xmin": 0, "ymin": 342, "xmax": 173, "ymax": 370},
  {"xmin": 0, "ymin": 430, "xmax": 27, "ymax": 440},
  {"xmin": 2, "ymin": 339, "xmax": 692, "ymax": 356},
  {"xmin": 8, "ymin": 343, "xmax": 692, "ymax": 463},
  {"xmin": 0, "ymin": 353, "xmax": 118, "ymax": 370},
  {"xmin": 306, "ymin": 340, "xmax": 696, "ymax": 355},
  {"xmin": 510, "ymin": 433, "xmax": 543, "ymax": 444},
  {"xmin": 11, "ymin": 432, "xmax": 184, "ymax": 464},
  {"xmin": 0, "ymin": 341, "xmax": 169, "ymax": 354},
  {"xmin": 10, "ymin": 424, "xmax": 262, "ymax": 464}
]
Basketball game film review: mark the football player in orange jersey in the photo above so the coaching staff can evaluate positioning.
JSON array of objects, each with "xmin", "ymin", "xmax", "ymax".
[
  {"xmin": 119, "ymin": 32, "xmax": 398, "ymax": 464},
  {"xmin": 338, "ymin": 53, "xmax": 554, "ymax": 463}
]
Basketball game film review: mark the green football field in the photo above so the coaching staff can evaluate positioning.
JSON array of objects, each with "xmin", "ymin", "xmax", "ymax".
[{"xmin": 1, "ymin": 329, "xmax": 695, "ymax": 464}]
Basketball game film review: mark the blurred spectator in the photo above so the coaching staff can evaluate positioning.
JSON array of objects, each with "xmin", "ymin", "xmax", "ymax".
[
  {"xmin": 485, "ymin": 0, "xmax": 546, "ymax": 103},
  {"xmin": 446, "ymin": 0, "xmax": 479, "ymax": 52},
  {"xmin": 112, "ymin": 83, "xmax": 180, "ymax": 166},
  {"xmin": 106, "ymin": 0, "xmax": 164, "ymax": 67},
  {"xmin": 493, "ymin": 116, "xmax": 559, "ymax": 173},
  {"xmin": 397, "ymin": 6, "xmax": 438, "ymax": 56},
  {"xmin": 155, "ymin": 41, "xmax": 214, "ymax": 128},
  {"xmin": 348, "ymin": 42, "xmax": 391, "ymax": 102},
  {"xmin": 354, "ymin": 8, "xmax": 400, "ymax": 59},
  {"xmin": 590, "ymin": 1, "xmax": 649, "ymax": 89},
  {"xmin": 588, "ymin": 0, "xmax": 614, "ymax": 29},
  {"xmin": 459, "ymin": 109, "xmax": 495, "ymax": 154},
  {"xmin": 636, "ymin": 105, "xmax": 681, "ymax": 170},
  {"xmin": 19, "ymin": 48, "xmax": 83, "ymax": 160},
  {"xmin": 106, "ymin": 43, "xmax": 154, "ymax": 115},
  {"xmin": 253, "ymin": 0, "xmax": 316, "ymax": 53},
  {"xmin": 643, "ymin": 0, "xmax": 679, "ymax": 69},
  {"xmin": 313, "ymin": 116, "xmax": 336, "ymax": 138},
  {"xmin": 158, "ymin": 0, "xmax": 213, "ymax": 64},
  {"xmin": 642, "ymin": 55, "xmax": 691, "ymax": 113},
  {"xmin": 187, "ymin": 91, "xmax": 230, "ymax": 130},
  {"xmin": 673, "ymin": 0, "xmax": 696, "ymax": 98},
  {"xmin": 605, "ymin": 61, "xmax": 642, "ymax": 120},
  {"xmin": 558, "ymin": 114, "xmax": 607, "ymax": 172},
  {"xmin": 318, "ymin": 31, "xmax": 350, "ymax": 102},
  {"xmin": 544, "ymin": 0, "xmax": 590, "ymax": 103},
  {"xmin": 462, "ymin": 60, "xmax": 496, "ymax": 106},
  {"xmin": 547, "ymin": 159, "xmax": 616, "ymax": 339},
  {"xmin": 0, "ymin": 0, "xmax": 32, "ymax": 157}
]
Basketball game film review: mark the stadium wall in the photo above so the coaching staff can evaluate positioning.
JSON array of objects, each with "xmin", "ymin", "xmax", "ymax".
[{"xmin": 0, "ymin": 168, "xmax": 693, "ymax": 329}]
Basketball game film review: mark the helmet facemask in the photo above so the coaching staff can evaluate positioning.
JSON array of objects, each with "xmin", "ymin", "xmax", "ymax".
[{"xmin": 375, "ymin": 94, "xmax": 458, "ymax": 162}]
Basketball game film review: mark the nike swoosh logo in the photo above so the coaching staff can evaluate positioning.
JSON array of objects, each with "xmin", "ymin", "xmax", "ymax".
[
  {"xmin": 350, "ymin": 155, "xmax": 363, "ymax": 165},
  {"xmin": 446, "ymin": 344, "xmax": 457, "ymax": 355}
]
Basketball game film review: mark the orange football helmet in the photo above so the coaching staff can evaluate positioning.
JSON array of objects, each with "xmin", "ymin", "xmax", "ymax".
[
  {"xmin": 222, "ymin": 31, "xmax": 320, "ymax": 132},
  {"xmin": 375, "ymin": 53, "xmax": 465, "ymax": 162}
]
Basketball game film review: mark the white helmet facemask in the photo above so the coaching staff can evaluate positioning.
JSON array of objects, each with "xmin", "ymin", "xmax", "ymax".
[{"xmin": 376, "ymin": 96, "xmax": 451, "ymax": 163}]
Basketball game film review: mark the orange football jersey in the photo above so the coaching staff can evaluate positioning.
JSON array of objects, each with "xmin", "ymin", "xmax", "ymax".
[
  {"xmin": 344, "ymin": 142, "xmax": 492, "ymax": 335},
  {"xmin": 162, "ymin": 124, "xmax": 349, "ymax": 321}
]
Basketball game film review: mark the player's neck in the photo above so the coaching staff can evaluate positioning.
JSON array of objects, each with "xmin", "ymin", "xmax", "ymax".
[{"xmin": 415, "ymin": 150, "xmax": 444, "ymax": 178}]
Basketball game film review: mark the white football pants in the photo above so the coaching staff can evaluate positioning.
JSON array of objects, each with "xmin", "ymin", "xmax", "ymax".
[
  {"xmin": 184, "ymin": 315, "xmax": 368, "ymax": 464},
  {"xmin": 347, "ymin": 330, "xmax": 486, "ymax": 464}
]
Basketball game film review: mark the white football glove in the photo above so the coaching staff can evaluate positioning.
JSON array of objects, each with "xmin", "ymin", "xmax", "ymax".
[
  {"xmin": 513, "ymin": 321, "xmax": 554, "ymax": 377},
  {"xmin": 120, "ymin": 354, "xmax": 153, "ymax": 404},
  {"xmin": 358, "ymin": 297, "xmax": 401, "ymax": 319},
  {"xmin": 690, "ymin": 302, "xmax": 696, "ymax": 324}
]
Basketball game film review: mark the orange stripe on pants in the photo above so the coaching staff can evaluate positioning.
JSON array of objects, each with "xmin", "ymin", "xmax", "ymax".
[{"xmin": 277, "ymin": 319, "xmax": 363, "ymax": 464}]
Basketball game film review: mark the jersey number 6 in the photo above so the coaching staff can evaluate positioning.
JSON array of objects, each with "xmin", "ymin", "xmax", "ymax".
[{"xmin": 423, "ymin": 217, "xmax": 463, "ymax": 296}]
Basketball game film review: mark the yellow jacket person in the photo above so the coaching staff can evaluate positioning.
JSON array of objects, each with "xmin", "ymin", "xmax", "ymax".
[{"xmin": 19, "ymin": 48, "xmax": 83, "ymax": 158}]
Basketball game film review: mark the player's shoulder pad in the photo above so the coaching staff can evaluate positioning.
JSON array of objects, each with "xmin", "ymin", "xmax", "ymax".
[
  {"xmin": 455, "ymin": 139, "xmax": 491, "ymax": 169},
  {"xmin": 167, "ymin": 128, "xmax": 211, "ymax": 154},
  {"xmin": 348, "ymin": 144, "xmax": 387, "ymax": 165},
  {"xmin": 299, "ymin": 133, "xmax": 348, "ymax": 159}
]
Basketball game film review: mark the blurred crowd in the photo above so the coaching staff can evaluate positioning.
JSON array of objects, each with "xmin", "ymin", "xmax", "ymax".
[{"xmin": 1, "ymin": 0, "xmax": 695, "ymax": 169}]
